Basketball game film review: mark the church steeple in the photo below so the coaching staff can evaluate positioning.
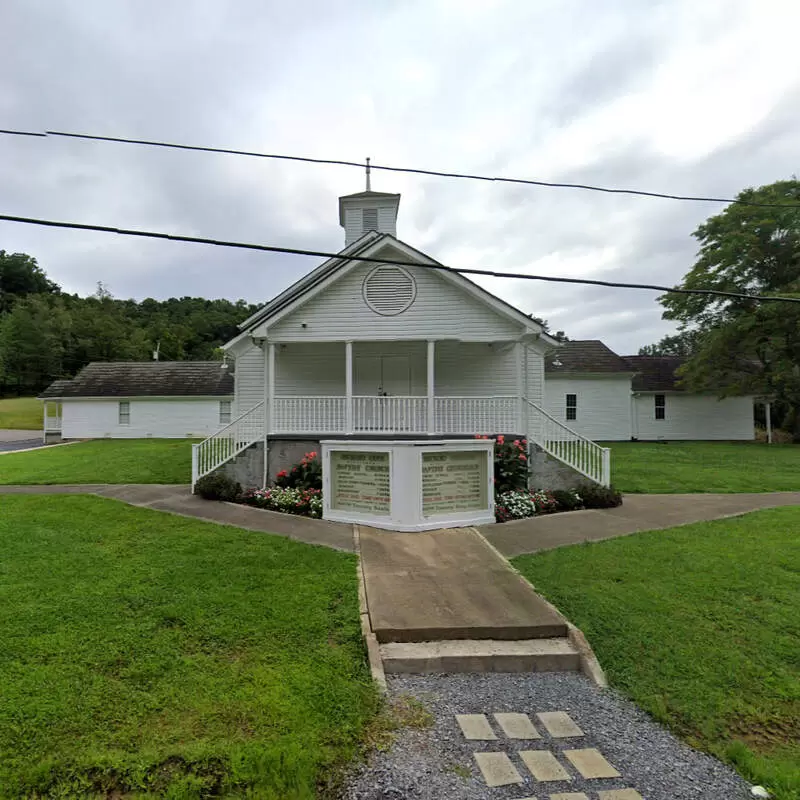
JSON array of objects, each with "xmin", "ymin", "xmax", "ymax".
[{"xmin": 338, "ymin": 159, "xmax": 401, "ymax": 247}]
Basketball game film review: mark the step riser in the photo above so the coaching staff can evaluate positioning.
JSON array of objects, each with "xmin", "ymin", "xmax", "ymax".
[
  {"xmin": 383, "ymin": 653, "xmax": 581, "ymax": 674},
  {"xmin": 375, "ymin": 624, "xmax": 568, "ymax": 644}
]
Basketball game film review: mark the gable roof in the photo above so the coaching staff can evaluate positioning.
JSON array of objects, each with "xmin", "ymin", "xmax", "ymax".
[
  {"xmin": 622, "ymin": 356, "xmax": 686, "ymax": 391},
  {"xmin": 545, "ymin": 340, "xmax": 632, "ymax": 374},
  {"xmin": 38, "ymin": 362, "xmax": 234, "ymax": 399},
  {"xmin": 230, "ymin": 233, "xmax": 558, "ymax": 347}
]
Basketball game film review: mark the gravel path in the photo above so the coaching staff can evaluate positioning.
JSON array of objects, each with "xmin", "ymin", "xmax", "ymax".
[{"xmin": 345, "ymin": 673, "xmax": 752, "ymax": 800}]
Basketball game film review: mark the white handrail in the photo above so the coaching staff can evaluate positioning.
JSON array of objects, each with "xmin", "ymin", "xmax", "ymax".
[
  {"xmin": 524, "ymin": 398, "xmax": 611, "ymax": 487},
  {"xmin": 191, "ymin": 400, "xmax": 265, "ymax": 490}
]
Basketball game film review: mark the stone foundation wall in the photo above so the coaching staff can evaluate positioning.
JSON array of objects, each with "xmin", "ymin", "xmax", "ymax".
[
  {"xmin": 216, "ymin": 441, "xmax": 265, "ymax": 490},
  {"xmin": 266, "ymin": 439, "xmax": 321, "ymax": 484},
  {"xmin": 528, "ymin": 443, "xmax": 596, "ymax": 490}
]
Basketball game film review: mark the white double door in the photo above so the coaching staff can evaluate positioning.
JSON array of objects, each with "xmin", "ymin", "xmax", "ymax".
[{"xmin": 354, "ymin": 355, "xmax": 411, "ymax": 396}]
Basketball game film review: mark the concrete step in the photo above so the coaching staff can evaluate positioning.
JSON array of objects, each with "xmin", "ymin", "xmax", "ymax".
[
  {"xmin": 380, "ymin": 637, "xmax": 581, "ymax": 674},
  {"xmin": 374, "ymin": 620, "xmax": 568, "ymax": 644}
]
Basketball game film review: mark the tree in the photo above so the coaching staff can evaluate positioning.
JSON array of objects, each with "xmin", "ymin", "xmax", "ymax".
[
  {"xmin": 658, "ymin": 179, "xmax": 800, "ymax": 436},
  {"xmin": 0, "ymin": 251, "xmax": 59, "ymax": 313},
  {"xmin": 529, "ymin": 316, "xmax": 569, "ymax": 342},
  {"xmin": 638, "ymin": 330, "xmax": 700, "ymax": 357}
]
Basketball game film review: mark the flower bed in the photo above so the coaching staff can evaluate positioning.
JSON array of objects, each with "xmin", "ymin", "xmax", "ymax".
[{"xmin": 241, "ymin": 486, "xmax": 323, "ymax": 518}]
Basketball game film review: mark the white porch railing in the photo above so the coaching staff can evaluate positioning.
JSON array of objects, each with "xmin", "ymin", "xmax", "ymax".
[
  {"xmin": 192, "ymin": 400, "xmax": 264, "ymax": 489},
  {"xmin": 270, "ymin": 395, "xmax": 519, "ymax": 435},
  {"xmin": 434, "ymin": 396, "xmax": 518, "ymax": 434},
  {"xmin": 524, "ymin": 398, "xmax": 611, "ymax": 487}
]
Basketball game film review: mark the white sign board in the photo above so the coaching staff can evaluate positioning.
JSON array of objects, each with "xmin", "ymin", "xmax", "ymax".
[{"xmin": 322, "ymin": 440, "xmax": 494, "ymax": 531}]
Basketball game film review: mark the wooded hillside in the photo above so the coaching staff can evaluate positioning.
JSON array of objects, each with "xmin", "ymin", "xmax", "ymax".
[{"xmin": 0, "ymin": 250, "xmax": 259, "ymax": 395}]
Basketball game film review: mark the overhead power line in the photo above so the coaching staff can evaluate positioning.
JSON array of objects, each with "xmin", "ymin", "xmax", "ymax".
[
  {"xmin": 1, "ymin": 211, "xmax": 798, "ymax": 304},
  {"xmin": 1, "ymin": 127, "xmax": 798, "ymax": 209}
]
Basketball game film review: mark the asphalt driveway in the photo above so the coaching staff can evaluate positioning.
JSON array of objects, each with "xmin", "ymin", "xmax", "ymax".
[{"xmin": 0, "ymin": 429, "xmax": 46, "ymax": 452}]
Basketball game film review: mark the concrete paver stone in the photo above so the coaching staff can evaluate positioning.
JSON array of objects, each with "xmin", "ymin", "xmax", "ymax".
[
  {"xmin": 473, "ymin": 751, "xmax": 524, "ymax": 787},
  {"xmin": 564, "ymin": 748, "xmax": 621, "ymax": 779},
  {"xmin": 456, "ymin": 714, "xmax": 497, "ymax": 740},
  {"xmin": 519, "ymin": 750, "xmax": 572, "ymax": 782},
  {"xmin": 597, "ymin": 790, "xmax": 644, "ymax": 800},
  {"xmin": 494, "ymin": 712, "xmax": 541, "ymax": 739},
  {"xmin": 536, "ymin": 711, "xmax": 585, "ymax": 738}
]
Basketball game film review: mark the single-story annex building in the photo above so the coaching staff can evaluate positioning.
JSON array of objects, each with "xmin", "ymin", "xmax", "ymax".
[
  {"xmin": 543, "ymin": 342, "xmax": 756, "ymax": 441},
  {"xmin": 39, "ymin": 361, "xmax": 233, "ymax": 442}
]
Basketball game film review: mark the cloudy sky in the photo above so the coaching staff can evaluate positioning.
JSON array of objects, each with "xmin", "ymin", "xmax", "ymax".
[{"xmin": 1, "ymin": 0, "xmax": 798, "ymax": 353}]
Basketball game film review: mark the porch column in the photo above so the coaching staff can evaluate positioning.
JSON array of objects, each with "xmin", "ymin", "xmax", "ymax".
[
  {"xmin": 345, "ymin": 341, "xmax": 354, "ymax": 434},
  {"xmin": 766, "ymin": 400, "xmax": 772, "ymax": 444},
  {"xmin": 427, "ymin": 340, "xmax": 435, "ymax": 433},
  {"xmin": 515, "ymin": 341, "xmax": 525, "ymax": 433},
  {"xmin": 267, "ymin": 342, "xmax": 276, "ymax": 433}
]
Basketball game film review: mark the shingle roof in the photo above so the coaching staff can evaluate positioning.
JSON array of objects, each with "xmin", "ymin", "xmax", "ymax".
[
  {"xmin": 38, "ymin": 362, "xmax": 234, "ymax": 399},
  {"xmin": 545, "ymin": 340, "xmax": 632, "ymax": 374},
  {"xmin": 622, "ymin": 356, "xmax": 686, "ymax": 391}
]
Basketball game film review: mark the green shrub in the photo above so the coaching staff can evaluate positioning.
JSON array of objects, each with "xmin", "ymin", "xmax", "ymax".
[
  {"xmin": 551, "ymin": 489, "xmax": 584, "ymax": 511},
  {"xmin": 578, "ymin": 483, "xmax": 623, "ymax": 508},
  {"xmin": 195, "ymin": 473, "xmax": 242, "ymax": 502},
  {"xmin": 274, "ymin": 451, "xmax": 322, "ymax": 490},
  {"xmin": 477, "ymin": 435, "xmax": 529, "ymax": 494}
]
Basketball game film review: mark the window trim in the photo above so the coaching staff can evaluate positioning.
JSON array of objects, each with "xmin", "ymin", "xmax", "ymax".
[
  {"xmin": 654, "ymin": 394, "xmax": 666, "ymax": 420},
  {"xmin": 565, "ymin": 393, "xmax": 577, "ymax": 421},
  {"xmin": 219, "ymin": 399, "xmax": 232, "ymax": 425},
  {"xmin": 118, "ymin": 400, "xmax": 130, "ymax": 425}
]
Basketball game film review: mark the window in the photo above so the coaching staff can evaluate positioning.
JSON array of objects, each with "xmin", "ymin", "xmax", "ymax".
[
  {"xmin": 566, "ymin": 393, "xmax": 577, "ymax": 421},
  {"xmin": 655, "ymin": 394, "xmax": 666, "ymax": 420},
  {"xmin": 362, "ymin": 207, "xmax": 379, "ymax": 231},
  {"xmin": 118, "ymin": 401, "xmax": 130, "ymax": 425},
  {"xmin": 219, "ymin": 400, "xmax": 232, "ymax": 425}
]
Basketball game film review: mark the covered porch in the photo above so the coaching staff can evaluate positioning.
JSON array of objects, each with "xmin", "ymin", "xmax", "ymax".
[{"xmin": 263, "ymin": 339, "xmax": 532, "ymax": 436}]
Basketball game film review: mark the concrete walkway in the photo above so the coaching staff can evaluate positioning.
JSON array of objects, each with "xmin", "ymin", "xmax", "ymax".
[
  {"xmin": 359, "ymin": 526, "xmax": 567, "ymax": 644},
  {"xmin": 480, "ymin": 491, "xmax": 800, "ymax": 557},
  {"xmin": 0, "ymin": 429, "xmax": 43, "ymax": 441}
]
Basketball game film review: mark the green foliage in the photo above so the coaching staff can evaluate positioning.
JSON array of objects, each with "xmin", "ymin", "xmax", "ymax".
[
  {"xmin": 657, "ymin": 179, "xmax": 800, "ymax": 437},
  {"xmin": 0, "ymin": 250, "xmax": 259, "ymax": 394},
  {"xmin": 606, "ymin": 441, "xmax": 800, "ymax": 493},
  {"xmin": 274, "ymin": 451, "xmax": 322, "ymax": 490},
  {"xmin": 0, "ymin": 495, "xmax": 377, "ymax": 798},
  {"xmin": 0, "ymin": 439, "xmax": 195, "ymax": 485},
  {"xmin": 195, "ymin": 473, "xmax": 242, "ymax": 502},
  {"xmin": 577, "ymin": 483, "xmax": 622, "ymax": 508},
  {"xmin": 513, "ymin": 507, "xmax": 800, "ymax": 799},
  {"xmin": 550, "ymin": 488, "xmax": 584, "ymax": 510},
  {"xmin": 638, "ymin": 329, "xmax": 700, "ymax": 357},
  {"xmin": 478, "ymin": 435, "xmax": 529, "ymax": 494}
]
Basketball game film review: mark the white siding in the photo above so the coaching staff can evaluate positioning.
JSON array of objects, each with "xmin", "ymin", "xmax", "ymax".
[
  {"xmin": 343, "ymin": 204, "xmax": 397, "ymax": 246},
  {"xmin": 270, "ymin": 341, "xmax": 524, "ymax": 398},
  {"xmin": 61, "ymin": 398, "xmax": 229, "ymax": 439},
  {"xmin": 234, "ymin": 343, "xmax": 264, "ymax": 416},
  {"xmin": 633, "ymin": 393, "xmax": 754, "ymax": 440},
  {"xmin": 435, "ymin": 341, "xmax": 516, "ymax": 396},
  {"xmin": 266, "ymin": 260, "xmax": 523, "ymax": 342},
  {"xmin": 544, "ymin": 377, "xmax": 632, "ymax": 441}
]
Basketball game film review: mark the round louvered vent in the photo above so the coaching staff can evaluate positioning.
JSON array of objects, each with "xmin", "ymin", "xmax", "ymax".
[{"xmin": 362, "ymin": 266, "xmax": 417, "ymax": 316}]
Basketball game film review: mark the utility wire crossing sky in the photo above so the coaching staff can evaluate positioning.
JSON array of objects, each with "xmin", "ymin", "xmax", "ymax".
[
  {"xmin": 1, "ymin": 211, "xmax": 799, "ymax": 305},
  {"xmin": 1, "ymin": 127, "xmax": 799, "ymax": 209}
]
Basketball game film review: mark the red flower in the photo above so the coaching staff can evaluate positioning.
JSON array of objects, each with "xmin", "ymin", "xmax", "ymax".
[
  {"xmin": 519, "ymin": 453, "xmax": 527, "ymax": 461},
  {"xmin": 277, "ymin": 469, "xmax": 288, "ymax": 479},
  {"xmin": 497, "ymin": 435, "xmax": 505, "ymax": 445}
]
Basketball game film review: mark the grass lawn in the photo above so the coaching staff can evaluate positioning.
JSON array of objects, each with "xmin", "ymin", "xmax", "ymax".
[
  {"xmin": 0, "ymin": 396, "xmax": 42, "ymax": 429},
  {"xmin": 514, "ymin": 508, "xmax": 800, "ymax": 800},
  {"xmin": 0, "ymin": 495, "xmax": 376, "ymax": 799},
  {"xmin": 607, "ymin": 441, "xmax": 800, "ymax": 493},
  {"xmin": 0, "ymin": 439, "xmax": 195, "ymax": 484}
]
